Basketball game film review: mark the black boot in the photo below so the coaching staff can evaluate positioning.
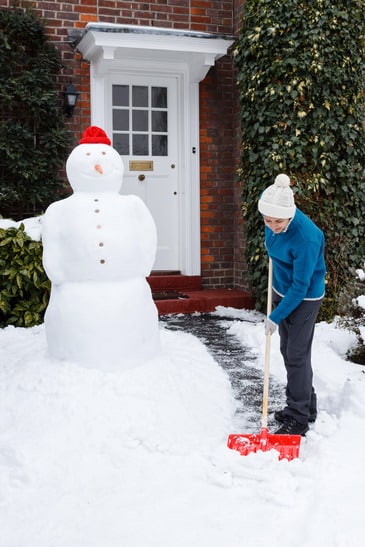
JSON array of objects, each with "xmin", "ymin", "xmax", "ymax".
[
  {"xmin": 274, "ymin": 408, "xmax": 317, "ymax": 424},
  {"xmin": 275, "ymin": 417, "xmax": 309, "ymax": 436}
]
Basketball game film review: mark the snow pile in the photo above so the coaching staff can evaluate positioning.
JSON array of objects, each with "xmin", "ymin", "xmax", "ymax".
[
  {"xmin": 1, "ymin": 311, "xmax": 365, "ymax": 547},
  {"xmin": 0, "ymin": 216, "xmax": 42, "ymax": 241}
]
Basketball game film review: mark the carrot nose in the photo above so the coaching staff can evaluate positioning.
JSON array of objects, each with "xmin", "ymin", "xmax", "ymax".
[{"xmin": 95, "ymin": 164, "xmax": 103, "ymax": 174}]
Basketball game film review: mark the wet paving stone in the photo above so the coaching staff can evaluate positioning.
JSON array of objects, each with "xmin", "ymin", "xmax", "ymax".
[{"xmin": 161, "ymin": 313, "xmax": 285, "ymax": 432}]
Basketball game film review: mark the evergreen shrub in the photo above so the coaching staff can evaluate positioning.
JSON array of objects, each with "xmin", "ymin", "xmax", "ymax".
[
  {"xmin": 0, "ymin": 5, "xmax": 70, "ymax": 219},
  {"xmin": 337, "ymin": 265, "xmax": 365, "ymax": 365},
  {"xmin": 234, "ymin": 0, "xmax": 365, "ymax": 319},
  {"xmin": 0, "ymin": 224, "xmax": 50, "ymax": 327}
]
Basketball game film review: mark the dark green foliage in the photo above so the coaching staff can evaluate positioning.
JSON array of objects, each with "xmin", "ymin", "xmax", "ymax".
[
  {"xmin": 0, "ymin": 5, "xmax": 70, "ymax": 219},
  {"xmin": 337, "ymin": 267, "xmax": 365, "ymax": 365},
  {"xmin": 0, "ymin": 224, "xmax": 50, "ymax": 327},
  {"xmin": 234, "ymin": 0, "xmax": 365, "ymax": 319}
]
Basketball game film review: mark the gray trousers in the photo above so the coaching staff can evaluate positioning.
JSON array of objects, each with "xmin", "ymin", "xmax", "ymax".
[{"xmin": 272, "ymin": 292, "xmax": 323, "ymax": 425}]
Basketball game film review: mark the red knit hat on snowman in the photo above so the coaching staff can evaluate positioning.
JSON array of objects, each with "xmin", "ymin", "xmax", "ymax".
[{"xmin": 79, "ymin": 126, "xmax": 111, "ymax": 146}]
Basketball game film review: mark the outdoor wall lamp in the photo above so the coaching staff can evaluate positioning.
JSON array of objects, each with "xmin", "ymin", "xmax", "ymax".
[{"xmin": 63, "ymin": 82, "xmax": 80, "ymax": 117}]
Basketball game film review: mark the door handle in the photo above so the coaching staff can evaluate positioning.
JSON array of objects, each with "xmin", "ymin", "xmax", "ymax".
[{"xmin": 138, "ymin": 174, "xmax": 145, "ymax": 182}]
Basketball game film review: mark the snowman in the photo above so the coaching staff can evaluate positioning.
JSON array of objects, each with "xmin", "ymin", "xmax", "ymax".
[{"xmin": 42, "ymin": 126, "xmax": 161, "ymax": 370}]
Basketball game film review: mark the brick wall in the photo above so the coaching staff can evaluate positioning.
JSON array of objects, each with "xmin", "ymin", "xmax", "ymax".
[
  {"xmin": 200, "ymin": 58, "xmax": 236, "ymax": 288},
  {"xmin": 198, "ymin": 0, "xmax": 249, "ymax": 290},
  {"xmin": 0, "ymin": 0, "xmax": 250, "ymax": 290}
]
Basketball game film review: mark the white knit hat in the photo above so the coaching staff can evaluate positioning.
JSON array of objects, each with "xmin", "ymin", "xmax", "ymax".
[{"xmin": 258, "ymin": 174, "xmax": 296, "ymax": 219}]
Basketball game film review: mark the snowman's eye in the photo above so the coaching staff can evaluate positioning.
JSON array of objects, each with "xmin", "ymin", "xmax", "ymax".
[
  {"xmin": 86, "ymin": 152, "xmax": 91, "ymax": 156},
  {"xmin": 102, "ymin": 151, "xmax": 106, "ymax": 155}
]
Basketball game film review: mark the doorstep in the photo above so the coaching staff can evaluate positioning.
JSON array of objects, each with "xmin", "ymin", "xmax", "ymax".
[
  {"xmin": 147, "ymin": 274, "xmax": 255, "ymax": 315},
  {"xmin": 147, "ymin": 273, "xmax": 201, "ymax": 291}
]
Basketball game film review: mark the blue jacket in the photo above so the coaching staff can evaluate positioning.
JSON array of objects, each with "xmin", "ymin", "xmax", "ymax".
[{"xmin": 265, "ymin": 208, "xmax": 326, "ymax": 325}]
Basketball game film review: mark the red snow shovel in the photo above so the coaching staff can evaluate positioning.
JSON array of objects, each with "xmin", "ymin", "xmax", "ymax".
[{"xmin": 227, "ymin": 258, "xmax": 302, "ymax": 461}]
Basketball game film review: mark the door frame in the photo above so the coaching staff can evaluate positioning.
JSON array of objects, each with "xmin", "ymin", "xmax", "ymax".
[{"xmin": 76, "ymin": 24, "xmax": 234, "ymax": 275}]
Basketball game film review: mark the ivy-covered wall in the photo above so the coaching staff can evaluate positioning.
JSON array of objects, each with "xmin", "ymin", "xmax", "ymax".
[{"xmin": 234, "ymin": 0, "xmax": 365, "ymax": 317}]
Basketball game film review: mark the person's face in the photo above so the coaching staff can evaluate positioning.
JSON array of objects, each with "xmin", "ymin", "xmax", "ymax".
[{"xmin": 263, "ymin": 216, "xmax": 290, "ymax": 234}]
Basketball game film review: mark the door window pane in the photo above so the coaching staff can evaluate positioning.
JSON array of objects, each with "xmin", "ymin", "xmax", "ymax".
[
  {"xmin": 113, "ymin": 134, "xmax": 129, "ymax": 155},
  {"xmin": 112, "ymin": 84, "xmax": 168, "ymax": 157},
  {"xmin": 152, "ymin": 135, "xmax": 168, "ymax": 156},
  {"xmin": 133, "ymin": 110, "xmax": 149, "ymax": 131},
  {"xmin": 152, "ymin": 111, "xmax": 167, "ymax": 132},
  {"xmin": 132, "ymin": 86, "xmax": 148, "ymax": 107},
  {"xmin": 113, "ymin": 110, "xmax": 129, "ymax": 131},
  {"xmin": 152, "ymin": 87, "xmax": 167, "ymax": 108},
  {"xmin": 133, "ymin": 134, "xmax": 149, "ymax": 155},
  {"xmin": 113, "ymin": 85, "xmax": 129, "ymax": 107}
]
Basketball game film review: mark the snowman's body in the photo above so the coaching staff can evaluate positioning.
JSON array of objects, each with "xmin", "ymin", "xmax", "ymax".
[{"xmin": 42, "ymin": 127, "xmax": 161, "ymax": 370}]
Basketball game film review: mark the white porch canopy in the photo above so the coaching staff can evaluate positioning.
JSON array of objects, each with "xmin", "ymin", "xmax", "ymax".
[{"xmin": 75, "ymin": 23, "xmax": 234, "ymax": 82}]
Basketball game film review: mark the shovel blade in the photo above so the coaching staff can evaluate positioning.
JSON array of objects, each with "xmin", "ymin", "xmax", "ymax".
[{"xmin": 227, "ymin": 430, "xmax": 301, "ymax": 461}]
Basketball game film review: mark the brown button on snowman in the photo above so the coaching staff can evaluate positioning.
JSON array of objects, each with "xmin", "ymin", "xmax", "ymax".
[{"xmin": 42, "ymin": 126, "xmax": 161, "ymax": 370}]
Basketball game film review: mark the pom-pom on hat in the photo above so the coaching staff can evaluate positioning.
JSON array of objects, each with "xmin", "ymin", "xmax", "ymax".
[
  {"xmin": 258, "ymin": 174, "xmax": 296, "ymax": 219},
  {"xmin": 79, "ymin": 126, "xmax": 111, "ymax": 146}
]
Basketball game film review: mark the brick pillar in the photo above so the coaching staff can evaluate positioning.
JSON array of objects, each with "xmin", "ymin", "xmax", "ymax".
[{"xmin": 199, "ymin": 56, "xmax": 236, "ymax": 288}]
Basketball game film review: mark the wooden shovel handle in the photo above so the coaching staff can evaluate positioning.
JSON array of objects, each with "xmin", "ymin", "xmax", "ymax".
[
  {"xmin": 266, "ymin": 257, "xmax": 273, "ymax": 317},
  {"xmin": 261, "ymin": 258, "xmax": 273, "ymax": 429}
]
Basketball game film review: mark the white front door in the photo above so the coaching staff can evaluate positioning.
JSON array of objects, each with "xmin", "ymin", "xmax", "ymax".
[{"xmin": 107, "ymin": 74, "xmax": 179, "ymax": 271}]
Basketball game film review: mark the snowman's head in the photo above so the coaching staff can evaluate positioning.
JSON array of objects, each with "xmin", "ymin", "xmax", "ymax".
[{"xmin": 66, "ymin": 126, "xmax": 124, "ymax": 194}]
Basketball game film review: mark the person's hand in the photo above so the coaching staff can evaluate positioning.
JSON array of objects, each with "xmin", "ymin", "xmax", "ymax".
[{"xmin": 264, "ymin": 317, "xmax": 277, "ymax": 336}]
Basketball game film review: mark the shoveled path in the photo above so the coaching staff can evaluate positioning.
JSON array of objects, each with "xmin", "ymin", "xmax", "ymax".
[{"xmin": 160, "ymin": 312, "xmax": 285, "ymax": 432}]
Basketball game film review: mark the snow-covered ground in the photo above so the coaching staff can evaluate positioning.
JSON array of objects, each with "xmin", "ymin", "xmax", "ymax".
[{"xmin": 1, "ymin": 305, "xmax": 364, "ymax": 547}]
